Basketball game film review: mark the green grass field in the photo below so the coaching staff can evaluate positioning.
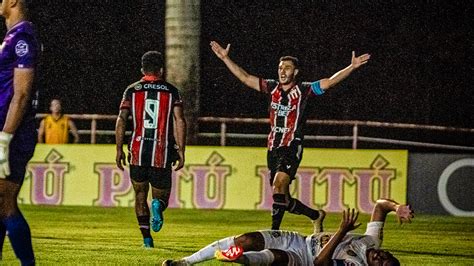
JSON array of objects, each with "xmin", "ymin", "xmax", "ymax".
[{"xmin": 1, "ymin": 205, "xmax": 474, "ymax": 265}]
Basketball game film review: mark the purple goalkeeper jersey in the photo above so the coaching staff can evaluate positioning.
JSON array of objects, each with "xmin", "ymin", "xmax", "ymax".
[{"xmin": 0, "ymin": 21, "xmax": 39, "ymax": 149}]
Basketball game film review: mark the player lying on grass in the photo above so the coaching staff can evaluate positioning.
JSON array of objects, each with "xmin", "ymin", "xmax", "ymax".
[{"xmin": 162, "ymin": 198, "xmax": 414, "ymax": 266}]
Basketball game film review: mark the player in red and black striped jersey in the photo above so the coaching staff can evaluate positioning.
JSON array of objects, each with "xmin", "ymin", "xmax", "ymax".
[
  {"xmin": 115, "ymin": 51, "xmax": 186, "ymax": 248},
  {"xmin": 211, "ymin": 41, "xmax": 370, "ymax": 231}
]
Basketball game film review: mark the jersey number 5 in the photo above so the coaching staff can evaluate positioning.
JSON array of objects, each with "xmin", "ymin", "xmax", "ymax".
[{"xmin": 144, "ymin": 99, "xmax": 159, "ymax": 129}]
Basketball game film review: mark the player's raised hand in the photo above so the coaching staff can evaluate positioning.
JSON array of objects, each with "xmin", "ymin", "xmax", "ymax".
[
  {"xmin": 396, "ymin": 204, "xmax": 414, "ymax": 224},
  {"xmin": 351, "ymin": 51, "xmax": 371, "ymax": 69},
  {"xmin": 116, "ymin": 148, "xmax": 126, "ymax": 171},
  {"xmin": 339, "ymin": 208, "xmax": 361, "ymax": 234},
  {"xmin": 210, "ymin": 41, "xmax": 230, "ymax": 60}
]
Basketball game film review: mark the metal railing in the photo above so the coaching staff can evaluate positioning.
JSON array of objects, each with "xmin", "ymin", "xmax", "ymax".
[
  {"xmin": 36, "ymin": 114, "xmax": 474, "ymax": 151},
  {"xmin": 198, "ymin": 117, "xmax": 474, "ymax": 151}
]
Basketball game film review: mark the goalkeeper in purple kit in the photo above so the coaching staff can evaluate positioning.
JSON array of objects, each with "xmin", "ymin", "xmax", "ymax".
[{"xmin": 0, "ymin": 0, "xmax": 40, "ymax": 265}]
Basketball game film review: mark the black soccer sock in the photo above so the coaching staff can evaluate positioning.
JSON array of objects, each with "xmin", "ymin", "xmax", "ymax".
[
  {"xmin": 0, "ymin": 222, "xmax": 5, "ymax": 260},
  {"xmin": 158, "ymin": 199, "xmax": 168, "ymax": 212},
  {"xmin": 137, "ymin": 215, "xmax": 151, "ymax": 239},
  {"xmin": 271, "ymin": 194, "xmax": 288, "ymax": 230},
  {"xmin": 287, "ymin": 197, "xmax": 319, "ymax": 220}
]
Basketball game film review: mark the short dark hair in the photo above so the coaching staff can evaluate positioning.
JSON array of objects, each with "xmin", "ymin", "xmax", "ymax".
[
  {"xmin": 279, "ymin": 56, "xmax": 299, "ymax": 69},
  {"xmin": 141, "ymin": 51, "xmax": 164, "ymax": 73},
  {"xmin": 387, "ymin": 256, "xmax": 400, "ymax": 266}
]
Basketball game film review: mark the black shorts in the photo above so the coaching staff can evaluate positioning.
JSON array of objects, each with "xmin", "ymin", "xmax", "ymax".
[
  {"xmin": 267, "ymin": 141, "xmax": 303, "ymax": 185},
  {"xmin": 6, "ymin": 132, "xmax": 36, "ymax": 185},
  {"xmin": 129, "ymin": 165, "xmax": 172, "ymax": 189}
]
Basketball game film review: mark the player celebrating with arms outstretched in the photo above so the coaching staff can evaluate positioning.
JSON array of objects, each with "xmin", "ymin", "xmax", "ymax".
[{"xmin": 210, "ymin": 41, "xmax": 370, "ymax": 231}]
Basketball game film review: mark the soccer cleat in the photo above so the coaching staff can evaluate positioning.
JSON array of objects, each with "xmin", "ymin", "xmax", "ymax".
[
  {"xmin": 143, "ymin": 237, "xmax": 154, "ymax": 248},
  {"xmin": 151, "ymin": 199, "xmax": 164, "ymax": 232},
  {"xmin": 215, "ymin": 245, "xmax": 244, "ymax": 262},
  {"xmin": 312, "ymin": 209, "xmax": 326, "ymax": 234}
]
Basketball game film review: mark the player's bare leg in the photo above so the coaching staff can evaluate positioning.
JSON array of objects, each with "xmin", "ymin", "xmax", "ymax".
[{"xmin": 131, "ymin": 180, "xmax": 153, "ymax": 248}]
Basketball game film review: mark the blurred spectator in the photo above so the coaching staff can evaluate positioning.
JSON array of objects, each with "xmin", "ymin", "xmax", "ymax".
[{"xmin": 38, "ymin": 98, "xmax": 79, "ymax": 143}]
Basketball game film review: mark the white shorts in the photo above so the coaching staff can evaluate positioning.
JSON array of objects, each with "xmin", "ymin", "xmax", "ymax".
[{"xmin": 259, "ymin": 230, "xmax": 312, "ymax": 266}]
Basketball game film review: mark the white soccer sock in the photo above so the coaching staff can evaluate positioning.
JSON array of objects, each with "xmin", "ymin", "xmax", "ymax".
[
  {"xmin": 243, "ymin": 249, "xmax": 275, "ymax": 265},
  {"xmin": 183, "ymin": 236, "xmax": 235, "ymax": 264}
]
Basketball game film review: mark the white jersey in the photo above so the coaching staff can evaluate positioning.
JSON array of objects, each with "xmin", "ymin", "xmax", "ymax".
[
  {"xmin": 258, "ymin": 222, "xmax": 383, "ymax": 266},
  {"xmin": 306, "ymin": 221, "xmax": 384, "ymax": 266}
]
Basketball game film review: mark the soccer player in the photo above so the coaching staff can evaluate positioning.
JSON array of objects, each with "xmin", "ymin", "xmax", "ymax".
[
  {"xmin": 0, "ymin": 0, "xmax": 40, "ymax": 265},
  {"xmin": 115, "ymin": 51, "xmax": 186, "ymax": 248},
  {"xmin": 162, "ymin": 198, "xmax": 414, "ymax": 265},
  {"xmin": 210, "ymin": 41, "xmax": 371, "ymax": 231},
  {"xmin": 38, "ymin": 98, "xmax": 80, "ymax": 144}
]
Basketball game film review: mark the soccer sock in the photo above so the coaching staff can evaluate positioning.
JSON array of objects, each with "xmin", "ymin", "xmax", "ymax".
[
  {"xmin": 158, "ymin": 199, "xmax": 168, "ymax": 212},
  {"xmin": 243, "ymin": 250, "xmax": 275, "ymax": 265},
  {"xmin": 137, "ymin": 215, "xmax": 151, "ymax": 239},
  {"xmin": 287, "ymin": 197, "xmax": 319, "ymax": 220},
  {"xmin": 4, "ymin": 214, "xmax": 35, "ymax": 265},
  {"xmin": 183, "ymin": 236, "xmax": 235, "ymax": 264},
  {"xmin": 271, "ymin": 194, "xmax": 288, "ymax": 230}
]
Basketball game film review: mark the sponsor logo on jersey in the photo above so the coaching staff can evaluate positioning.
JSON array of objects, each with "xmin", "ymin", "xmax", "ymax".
[
  {"xmin": 15, "ymin": 40, "xmax": 29, "ymax": 57},
  {"xmin": 272, "ymin": 126, "xmax": 290, "ymax": 134},
  {"xmin": 271, "ymin": 102, "xmax": 295, "ymax": 117},
  {"xmin": 135, "ymin": 136, "xmax": 160, "ymax": 142},
  {"xmin": 134, "ymin": 83, "xmax": 142, "ymax": 90},
  {"xmin": 143, "ymin": 83, "xmax": 169, "ymax": 91}
]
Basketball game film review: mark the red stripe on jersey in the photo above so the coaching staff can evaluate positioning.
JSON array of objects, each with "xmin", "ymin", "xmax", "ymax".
[
  {"xmin": 281, "ymin": 87, "xmax": 301, "ymax": 146},
  {"xmin": 154, "ymin": 92, "xmax": 172, "ymax": 167},
  {"xmin": 130, "ymin": 91, "xmax": 145, "ymax": 165},
  {"xmin": 267, "ymin": 86, "xmax": 281, "ymax": 150}
]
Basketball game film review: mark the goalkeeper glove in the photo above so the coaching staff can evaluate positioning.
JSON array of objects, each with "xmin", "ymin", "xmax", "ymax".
[{"xmin": 0, "ymin": 131, "xmax": 13, "ymax": 178}]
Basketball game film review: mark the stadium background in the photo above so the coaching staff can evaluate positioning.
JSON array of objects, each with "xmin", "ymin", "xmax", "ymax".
[
  {"xmin": 0, "ymin": 0, "xmax": 466, "ymax": 216},
  {"xmin": 0, "ymin": 1, "xmax": 473, "ymax": 264},
  {"xmin": 0, "ymin": 1, "xmax": 470, "ymax": 133}
]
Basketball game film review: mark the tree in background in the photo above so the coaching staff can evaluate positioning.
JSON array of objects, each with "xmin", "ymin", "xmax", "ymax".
[{"xmin": 165, "ymin": 0, "xmax": 200, "ymax": 144}]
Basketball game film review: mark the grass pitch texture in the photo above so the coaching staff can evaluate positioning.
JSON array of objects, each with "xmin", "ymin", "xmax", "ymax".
[{"xmin": 1, "ymin": 205, "xmax": 473, "ymax": 265}]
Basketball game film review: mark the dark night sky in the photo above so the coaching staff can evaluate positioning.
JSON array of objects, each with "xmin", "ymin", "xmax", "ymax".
[{"xmin": 1, "ymin": 1, "xmax": 472, "ymax": 143}]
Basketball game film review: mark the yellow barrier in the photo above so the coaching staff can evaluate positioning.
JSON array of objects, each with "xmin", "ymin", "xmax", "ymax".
[{"xmin": 19, "ymin": 145, "xmax": 407, "ymax": 213}]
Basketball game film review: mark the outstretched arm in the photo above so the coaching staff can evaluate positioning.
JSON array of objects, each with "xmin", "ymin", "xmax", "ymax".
[
  {"xmin": 371, "ymin": 198, "xmax": 414, "ymax": 224},
  {"xmin": 210, "ymin": 41, "xmax": 260, "ymax": 91},
  {"xmin": 319, "ymin": 51, "xmax": 371, "ymax": 90},
  {"xmin": 314, "ymin": 209, "xmax": 361, "ymax": 266}
]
